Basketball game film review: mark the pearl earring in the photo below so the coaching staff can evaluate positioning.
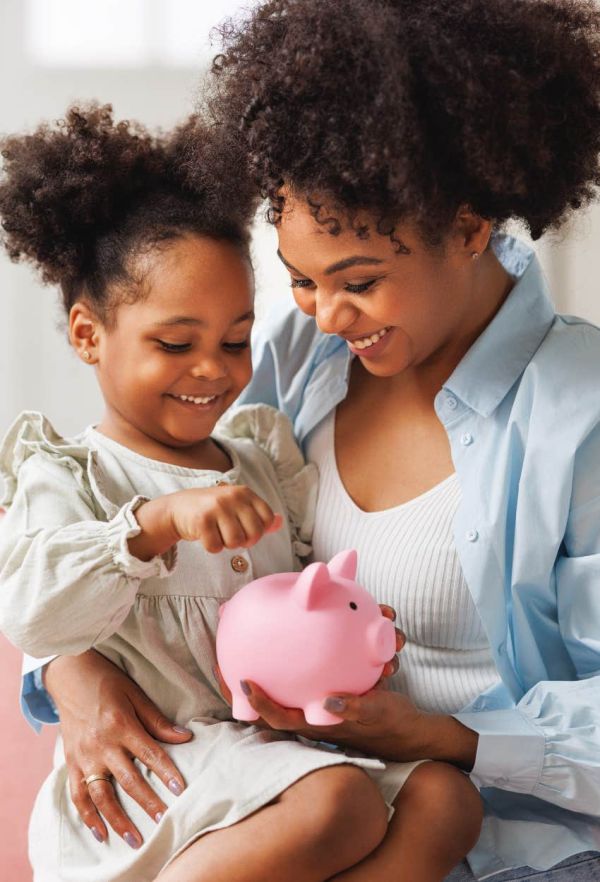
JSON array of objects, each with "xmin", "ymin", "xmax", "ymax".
[
  {"xmin": 471, "ymin": 251, "xmax": 480, "ymax": 260},
  {"xmin": 83, "ymin": 350, "xmax": 91, "ymax": 360}
]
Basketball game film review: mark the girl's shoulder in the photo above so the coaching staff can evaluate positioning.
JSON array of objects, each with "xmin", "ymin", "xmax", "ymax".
[
  {"xmin": 215, "ymin": 403, "xmax": 317, "ymax": 556},
  {"xmin": 0, "ymin": 411, "xmax": 108, "ymax": 517}
]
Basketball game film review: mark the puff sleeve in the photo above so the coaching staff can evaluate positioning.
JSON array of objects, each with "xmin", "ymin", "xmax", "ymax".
[{"xmin": 0, "ymin": 413, "xmax": 174, "ymax": 657}]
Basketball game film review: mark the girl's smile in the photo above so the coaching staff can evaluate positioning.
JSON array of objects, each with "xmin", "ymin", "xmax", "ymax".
[{"xmin": 71, "ymin": 234, "xmax": 255, "ymax": 467}]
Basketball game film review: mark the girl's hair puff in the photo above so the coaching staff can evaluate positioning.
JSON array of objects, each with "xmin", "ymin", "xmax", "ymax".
[
  {"xmin": 208, "ymin": 0, "xmax": 600, "ymax": 245},
  {"xmin": 0, "ymin": 103, "xmax": 257, "ymax": 321}
]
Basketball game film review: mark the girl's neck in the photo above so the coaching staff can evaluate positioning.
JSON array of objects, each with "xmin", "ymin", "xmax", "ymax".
[{"xmin": 95, "ymin": 410, "xmax": 232, "ymax": 471}]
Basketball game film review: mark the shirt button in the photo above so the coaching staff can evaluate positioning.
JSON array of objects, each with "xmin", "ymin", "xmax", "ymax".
[
  {"xmin": 446, "ymin": 396, "xmax": 458, "ymax": 410},
  {"xmin": 231, "ymin": 555, "xmax": 249, "ymax": 573},
  {"xmin": 466, "ymin": 529, "xmax": 479, "ymax": 543},
  {"xmin": 461, "ymin": 432, "xmax": 473, "ymax": 446}
]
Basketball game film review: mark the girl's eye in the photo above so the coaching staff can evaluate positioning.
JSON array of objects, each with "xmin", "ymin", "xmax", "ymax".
[
  {"xmin": 157, "ymin": 340, "xmax": 191, "ymax": 353},
  {"xmin": 345, "ymin": 280, "xmax": 377, "ymax": 294},
  {"xmin": 223, "ymin": 340, "xmax": 250, "ymax": 352},
  {"xmin": 290, "ymin": 278, "xmax": 313, "ymax": 289}
]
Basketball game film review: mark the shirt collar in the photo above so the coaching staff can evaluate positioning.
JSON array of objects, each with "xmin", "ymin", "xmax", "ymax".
[{"xmin": 443, "ymin": 234, "xmax": 556, "ymax": 417}]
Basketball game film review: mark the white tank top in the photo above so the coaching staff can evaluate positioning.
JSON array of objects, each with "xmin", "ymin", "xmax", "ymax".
[{"xmin": 306, "ymin": 412, "xmax": 501, "ymax": 714}]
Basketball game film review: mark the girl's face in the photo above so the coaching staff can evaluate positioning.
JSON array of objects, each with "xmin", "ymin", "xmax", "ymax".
[
  {"xmin": 80, "ymin": 234, "xmax": 254, "ymax": 451},
  {"xmin": 276, "ymin": 196, "xmax": 491, "ymax": 379}
]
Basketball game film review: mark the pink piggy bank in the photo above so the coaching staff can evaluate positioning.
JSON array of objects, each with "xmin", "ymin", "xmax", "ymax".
[{"xmin": 216, "ymin": 549, "xmax": 396, "ymax": 725}]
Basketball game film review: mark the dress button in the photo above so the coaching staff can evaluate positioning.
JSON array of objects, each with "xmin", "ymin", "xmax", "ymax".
[
  {"xmin": 446, "ymin": 396, "xmax": 458, "ymax": 410},
  {"xmin": 461, "ymin": 432, "xmax": 473, "ymax": 446},
  {"xmin": 466, "ymin": 529, "xmax": 479, "ymax": 543},
  {"xmin": 231, "ymin": 555, "xmax": 249, "ymax": 573}
]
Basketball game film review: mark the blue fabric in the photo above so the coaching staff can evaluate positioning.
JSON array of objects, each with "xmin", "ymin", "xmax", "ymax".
[
  {"xmin": 445, "ymin": 852, "xmax": 600, "ymax": 881},
  {"xmin": 21, "ymin": 234, "xmax": 600, "ymax": 877}
]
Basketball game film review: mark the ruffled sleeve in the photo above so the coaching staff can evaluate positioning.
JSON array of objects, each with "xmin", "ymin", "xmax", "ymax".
[
  {"xmin": 216, "ymin": 404, "xmax": 318, "ymax": 558},
  {"xmin": 0, "ymin": 412, "xmax": 175, "ymax": 658}
]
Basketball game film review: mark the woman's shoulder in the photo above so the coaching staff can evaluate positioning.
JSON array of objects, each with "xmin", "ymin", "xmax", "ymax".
[{"xmin": 531, "ymin": 312, "xmax": 600, "ymax": 395}]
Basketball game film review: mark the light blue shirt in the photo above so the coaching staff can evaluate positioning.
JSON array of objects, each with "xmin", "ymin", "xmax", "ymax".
[{"xmin": 22, "ymin": 235, "xmax": 600, "ymax": 878}]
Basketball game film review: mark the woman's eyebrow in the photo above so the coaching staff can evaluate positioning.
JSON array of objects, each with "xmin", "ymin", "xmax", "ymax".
[{"xmin": 276, "ymin": 249, "xmax": 384, "ymax": 276}]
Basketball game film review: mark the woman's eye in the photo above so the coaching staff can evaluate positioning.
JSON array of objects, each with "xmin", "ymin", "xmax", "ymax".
[
  {"xmin": 345, "ymin": 280, "xmax": 377, "ymax": 294},
  {"xmin": 290, "ymin": 278, "xmax": 313, "ymax": 289},
  {"xmin": 223, "ymin": 340, "xmax": 250, "ymax": 352},
  {"xmin": 157, "ymin": 340, "xmax": 191, "ymax": 353}
]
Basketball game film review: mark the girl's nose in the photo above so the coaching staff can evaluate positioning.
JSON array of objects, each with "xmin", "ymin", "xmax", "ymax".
[{"xmin": 190, "ymin": 354, "xmax": 227, "ymax": 381}]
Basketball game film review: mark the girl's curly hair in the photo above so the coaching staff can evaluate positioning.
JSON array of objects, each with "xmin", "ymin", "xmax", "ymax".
[
  {"xmin": 0, "ymin": 103, "xmax": 257, "ymax": 320},
  {"xmin": 208, "ymin": 0, "xmax": 600, "ymax": 245}
]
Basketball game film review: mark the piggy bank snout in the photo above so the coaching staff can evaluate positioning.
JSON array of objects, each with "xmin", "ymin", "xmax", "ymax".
[{"xmin": 366, "ymin": 617, "xmax": 397, "ymax": 665}]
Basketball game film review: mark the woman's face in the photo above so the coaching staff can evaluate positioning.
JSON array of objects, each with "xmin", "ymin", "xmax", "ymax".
[{"xmin": 276, "ymin": 196, "xmax": 487, "ymax": 379}]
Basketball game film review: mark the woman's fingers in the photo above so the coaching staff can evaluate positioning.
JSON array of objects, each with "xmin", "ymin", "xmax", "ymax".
[
  {"xmin": 129, "ymin": 686, "xmax": 193, "ymax": 745},
  {"xmin": 240, "ymin": 680, "xmax": 306, "ymax": 731},
  {"xmin": 68, "ymin": 764, "xmax": 108, "ymax": 844},
  {"xmin": 85, "ymin": 773, "xmax": 143, "ymax": 849},
  {"xmin": 110, "ymin": 754, "xmax": 169, "ymax": 823}
]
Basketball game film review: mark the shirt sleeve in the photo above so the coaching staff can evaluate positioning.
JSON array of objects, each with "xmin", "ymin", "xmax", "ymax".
[
  {"xmin": 455, "ymin": 443, "xmax": 600, "ymax": 817},
  {"xmin": 0, "ymin": 453, "xmax": 174, "ymax": 658}
]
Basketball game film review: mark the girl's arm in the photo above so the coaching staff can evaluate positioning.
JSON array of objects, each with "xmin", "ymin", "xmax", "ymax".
[{"xmin": 0, "ymin": 454, "xmax": 172, "ymax": 658}]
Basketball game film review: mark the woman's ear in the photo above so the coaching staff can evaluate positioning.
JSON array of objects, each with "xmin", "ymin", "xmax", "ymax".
[{"xmin": 69, "ymin": 301, "xmax": 102, "ymax": 365}]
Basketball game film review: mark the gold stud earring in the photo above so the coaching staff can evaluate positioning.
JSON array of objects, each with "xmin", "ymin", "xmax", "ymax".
[
  {"xmin": 83, "ymin": 350, "xmax": 91, "ymax": 360},
  {"xmin": 471, "ymin": 251, "xmax": 480, "ymax": 260}
]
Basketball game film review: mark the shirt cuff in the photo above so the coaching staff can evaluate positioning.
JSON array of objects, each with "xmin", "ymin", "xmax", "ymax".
[
  {"xmin": 454, "ymin": 708, "xmax": 546, "ymax": 793},
  {"xmin": 21, "ymin": 668, "xmax": 59, "ymax": 732}
]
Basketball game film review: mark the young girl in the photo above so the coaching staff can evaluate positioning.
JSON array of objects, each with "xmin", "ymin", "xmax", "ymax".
[{"xmin": 0, "ymin": 105, "xmax": 482, "ymax": 882}]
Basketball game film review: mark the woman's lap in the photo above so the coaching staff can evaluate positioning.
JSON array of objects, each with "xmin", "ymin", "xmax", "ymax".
[{"xmin": 444, "ymin": 852, "xmax": 600, "ymax": 881}]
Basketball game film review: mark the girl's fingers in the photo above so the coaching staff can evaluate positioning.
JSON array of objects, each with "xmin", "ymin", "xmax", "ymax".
[
  {"xmin": 235, "ymin": 505, "xmax": 269, "ymax": 547},
  {"xmin": 68, "ymin": 765, "xmax": 108, "ymax": 843}
]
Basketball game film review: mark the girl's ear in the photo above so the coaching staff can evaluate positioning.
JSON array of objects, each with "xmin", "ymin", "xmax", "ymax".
[{"xmin": 69, "ymin": 301, "xmax": 102, "ymax": 365}]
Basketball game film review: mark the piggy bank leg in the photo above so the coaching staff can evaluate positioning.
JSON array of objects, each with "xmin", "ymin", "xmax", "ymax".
[
  {"xmin": 231, "ymin": 691, "xmax": 260, "ymax": 722},
  {"xmin": 303, "ymin": 700, "xmax": 344, "ymax": 726}
]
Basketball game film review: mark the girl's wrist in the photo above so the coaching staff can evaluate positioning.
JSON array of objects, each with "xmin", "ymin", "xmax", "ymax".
[{"xmin": 128, "ymin": 496, "xmax": 179, "ymax": 561}]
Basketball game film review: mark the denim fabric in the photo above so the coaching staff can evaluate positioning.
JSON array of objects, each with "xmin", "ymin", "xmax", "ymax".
[{"xmin": 445, "ymin": 852, "xmax": 600, "ymax": 881}]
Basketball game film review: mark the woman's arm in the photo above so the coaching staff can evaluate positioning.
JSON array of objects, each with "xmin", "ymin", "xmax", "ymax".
[{"xmin": 43, "ymin": 650, "xmax": 192, "ymax": 845}]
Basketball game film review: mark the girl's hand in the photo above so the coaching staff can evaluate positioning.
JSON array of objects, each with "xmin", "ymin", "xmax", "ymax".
[
  {"xmin": 130, "ymin": 485, "xmax": 283, "ymax": 561},
  {"xmin": 44, "ymin": 650, "xmax": 192, "ymax": 847},
  {"xmin": 167, "ymin": 485, "xmax": 283, "ymax": 552}
]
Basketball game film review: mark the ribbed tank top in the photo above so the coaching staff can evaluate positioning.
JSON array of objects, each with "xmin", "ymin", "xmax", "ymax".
[{"xmin": 306, "ymin": 412, "xmax": 501, "ymax": 714}]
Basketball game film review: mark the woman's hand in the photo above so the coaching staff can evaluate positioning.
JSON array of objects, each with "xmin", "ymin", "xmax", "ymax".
[
  {"xmin": 44, "ymin": 650, "xmax": 192, "ymax": 848},
  {"xmin": 215, "ymin": 605, "xmax": 478, "ymax": 769}
]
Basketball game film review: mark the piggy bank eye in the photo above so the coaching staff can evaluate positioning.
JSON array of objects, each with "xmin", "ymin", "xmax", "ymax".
[{"xmin": 349, "ymin": 602, "xmax": 358, "ymax": 610}]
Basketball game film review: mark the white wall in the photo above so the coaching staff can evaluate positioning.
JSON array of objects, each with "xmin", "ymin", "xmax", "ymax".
[{"xmin": 0, "ymin": 0, "xmax": 598, "ymax": 438}]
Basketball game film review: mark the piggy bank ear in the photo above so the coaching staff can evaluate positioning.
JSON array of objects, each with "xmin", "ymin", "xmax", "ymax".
[
  {"xmin": 293, "ymin": 562, "xmax": 330, "ymax": 610},
  {"xmin": 327, "ymin": 549, "xmax": 358, "ymax": 581}
]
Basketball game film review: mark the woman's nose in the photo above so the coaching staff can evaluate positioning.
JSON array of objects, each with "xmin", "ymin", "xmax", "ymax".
[{"xmin": 313, "ymin": 292, "xmax": 357, "ymax": 336}]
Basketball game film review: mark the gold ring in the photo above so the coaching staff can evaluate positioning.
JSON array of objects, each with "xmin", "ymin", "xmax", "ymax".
[{"xmin": 83, "ymin": 773, "xmax": 112, "ymax": 787}]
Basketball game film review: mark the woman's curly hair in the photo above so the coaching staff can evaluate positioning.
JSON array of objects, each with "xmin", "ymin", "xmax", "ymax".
[
  {"xmin": 208, "ymin": 0, "xmax": 600, "ymax": 244},
  {"xmin": 0, "ymin": 103, "xmax": 257, "ymax": 319}
]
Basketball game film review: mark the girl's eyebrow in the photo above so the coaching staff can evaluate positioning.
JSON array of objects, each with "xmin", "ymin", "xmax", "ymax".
[
  {"xmin": 151, "ymin": 311, "xmax": 255, "ymax": 329},
  {"xmin": 276, "ymin": 249, "xmax": 384, "ymax": 276}
]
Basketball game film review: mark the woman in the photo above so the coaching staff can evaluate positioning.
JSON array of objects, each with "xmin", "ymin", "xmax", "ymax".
[{"xmin": 21, "ymin": 0, "xmax": 600, "ymax": 879}]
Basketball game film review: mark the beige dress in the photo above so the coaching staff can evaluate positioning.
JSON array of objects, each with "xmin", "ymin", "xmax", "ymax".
[{"xmin": 0, "ymin": 405, "xmax": 418, "ymax": 882}]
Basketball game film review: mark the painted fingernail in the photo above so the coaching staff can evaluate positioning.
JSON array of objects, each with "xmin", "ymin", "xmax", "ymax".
[
  {"xmin": 123, "ymin": 832, "xmax": 141, "ymax": 850},
  {"xmin": 172, "ymin": 725, "xmax": 191, "ymax": 734},
  {"xmin": 211, "ymin": 665, "xmax": 219, "ymax": 680},
  {"xmin": 91, "ymin": 826, "xmax": 104, "ymax": 843},
  {"xmin": 323, "ymin": 697, "xmax": 346, "ymax": 713},
  {"xmin": 155, "ymin": 812, "xmax": 164, "ymax": 823},
  {"xmin": 168, "ymin": 778, "xmax": 183, "ymax": 796},
  {"xmin": 240, "ymin": 679, "xmax": 252, "ymax": 696}
]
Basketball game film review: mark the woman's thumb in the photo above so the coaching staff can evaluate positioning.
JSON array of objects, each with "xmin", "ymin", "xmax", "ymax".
[{"xmin": 129, "ymin": 689, "xmax": 192, "ymax": 742}]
